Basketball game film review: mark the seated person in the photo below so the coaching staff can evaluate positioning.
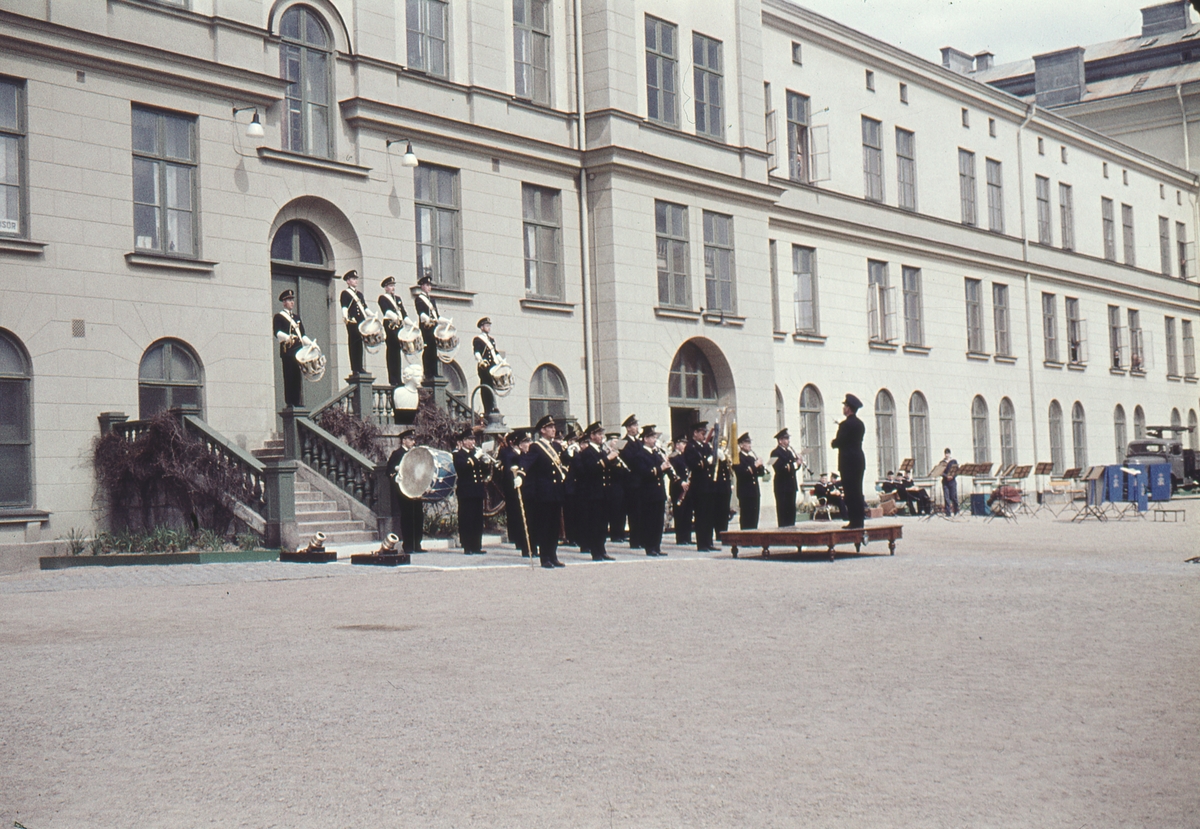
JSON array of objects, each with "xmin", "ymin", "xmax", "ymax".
[
  {"xmin": 813, "ymin": 473, "xmax": 845, "ymax": 518},
  {"xmin": 896, "ymin": 471, "xmax": 932, "ymax": 515}
]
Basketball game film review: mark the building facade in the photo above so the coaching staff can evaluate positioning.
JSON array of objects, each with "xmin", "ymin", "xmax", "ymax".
[{"xmin": 1, "ymin": 0, "xmax": 1198, "ymax": 561}]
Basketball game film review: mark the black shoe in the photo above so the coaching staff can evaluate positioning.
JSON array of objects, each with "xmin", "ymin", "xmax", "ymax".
[
  {"xmin": 842, "ymin": 523, "xmax": 864, "ymax": 529},
  {"xmin": 600, "ymin": 554, "xmax": 615, "ymax": 561},
  {"xmin": 646, "ymin": 551, "xmax": 662, "ymax": 557},
  {"xmin": 541, "ymin": 561, "xmax": 557, "ymax": 569},
  {"xmin": 697, "ymin": 547, "xmax": 717, "ymax": 552},
  {"xmin": 552, "ymin": 560, "xmax": 566, "ymax": 568}
]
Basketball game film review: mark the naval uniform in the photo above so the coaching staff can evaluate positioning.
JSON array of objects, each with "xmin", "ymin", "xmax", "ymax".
[
  {"xmin": 340, "ymin": 287, "xmax": 369, "ymax": 375},
  {"xmin": 619, "ymin": 435, "xmax": 643, "ymax": 548},
  {"xmin": 572, "ymin": 441, "xmax": 614, "ymax": 560},
  {"xmin": 378, "ymin": 293, "xmax": 408, "ymax": 387},
  {"xmin": 499, "ymin": 444, "xmax": 529, "ymax": 556},
  {"xmin": 669, "ymin": 452, "xmax": 692, "ymax": 544},
  {"xmin": 732, "ymin": 452, "xmax": 767, "ymax": 530},
  {"xmin": 453, "ymin": 448, "xmax": 491, "ymax": 554},
  {"xmin": 770, "ymin": 447, "xmax": 801, "ymax": 527},
  {"xmin": 386, "ymin": 446, "xmax": 424, "ymax": 553},
  {"xmin": 631, "ymin": 444, "xmax": 669, "ymax": 555},
  {"xmin": 520, "ymin": 438, "xmax": 567, "ymax": 567},
  {"xmin": 273, "ymin": 309, "xmax": 305, "ymax": 408},
  {"xmin": 683, "ymin": 437, "xmax": 717, "ymax": 551},
  {"xmin": 473, "ymin": 333, "xmax": 500, "ymax": 413},
  {"xmin": 832, "ymin": 413, "xmax": 867, "ymax": 528},
  {"xmin": 414, "ymin": 291, "xmax": 440, "ymax": 385}
]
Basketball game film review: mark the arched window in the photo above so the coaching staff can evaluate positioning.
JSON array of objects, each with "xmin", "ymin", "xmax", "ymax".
[
  {"xmin": 279, "ymin": 6, "xmax": 332, "ymax": 158},
  {"xmin": 1113, "ymin": 404, "xmax": 1127, "ymax": 463},
  {"xmin": 1170, "ymin": 408, "xmax": 1182, "ymax": 430},
  {"xmin": 270, "ymin": 220, "xmax": 328, "ymax": 267},
  {"xmin": 442, "ymin": 360, "xmax": 468, "ymax": 402},
  {"xmin": 1189, "ymin": 410, "xmax": 1198, "ymax": 451},
  {"xmin": 998, "ymin": 396, "xmax": 1017, "ymax": 468},
  {"xmin": 1133, "ymin": 405, "xmax": 1146, "ymax": 439},
  {"xmin": 908, "ymin": 391, "xmax": 930, "ymax": 476},
  {"xmin": 529, "ymin": 364, "xmax": 569, "ymax": 423},
  {"xmin": 798, "ymin": 384, "xmax": 825, "ymax": 479},
  {"xmin": 139, "ymin": 339, "xmax": 203, "ymax": 419},
  {"xmin": 1071, "ymin": 401, "xmax": 1088, "ymax": 469},
  {"xmin": 971, "ymin": 395, "xmax": 990, "ymax": 464},
  {"xmin": 668, "ymin": 342, "xmax": 718, "ymax": 403},
  {"xmin": 0, "ymin": 329, "xmax": 32, "ymax": 508},
  {"xmin": 774, "ymin": 386, "xmax": 785, "ymax": 434},
  {"xmin": 1048, "ymin": 400, "xmax": 1064, "ymax": 474},
  {"xmin": 875, "ymin": 389, "xmax": 896, "ymax": 478}
]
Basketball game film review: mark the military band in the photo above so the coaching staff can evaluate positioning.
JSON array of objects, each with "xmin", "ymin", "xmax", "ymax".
[
  {"xmin": 452, "ymin": 429, "xmax": 492, "ymax": 555},
  {"xmin": 339, "ymin": 269, "xmax": 368, "ymax": 375},
  {"xmin": 669, "ymin": 436, "xmax": 692, "ymax": 545},
  {"xmin": 520, "ymin": 415, "xmax": 567, "ymax": 568},
  {"xmin": 273, "ymin": 289, "xmax": 305, "ymax": 408},
  {"xmin": 386, "ymin": 428, "xmax": 424, "ymax": 554},
  {"xmin": 571, "ymin": 422, "xmax": 618, "ymax": 561},
  {"xmin": 683, "ymin": 421, "xmax": 718, "ymax": 552},
  {"xmin": 499, "ymin": 429, "xmax": 531, "ymax": 556},
  {"xmin": 732, "ymin": 432, "xmax": 767, "ymax": 529},
  {"xmin": 616, "ymin": 415, "xmax": 642, "ymax": 549},
  {"xmin": 378, "ymin": 276, "xmax": 408, "ymax": 387},
  {"xmin": 630, "ymin": 425, "xmax": 671, "ymax": 556}
]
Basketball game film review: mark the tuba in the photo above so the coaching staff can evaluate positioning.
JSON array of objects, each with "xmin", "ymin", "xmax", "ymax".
[
  {"xmin": 358, "ymin": 311, "xmax": 386, "ymax": 352},
  {"xmin": 433, "ymin": 317, "xmax": 459, "ymax": 364},
  {"xmin": 396, "ymin": 316, "xmax": 424, "ymax": 355},
  {"xmin": 295, "ymin": 338, "xmax": 327, "ymax": 382}
]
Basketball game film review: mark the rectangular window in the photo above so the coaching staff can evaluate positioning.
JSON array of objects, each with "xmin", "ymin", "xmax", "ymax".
[
  {"xmin": 1178, "ymin": 221, "xmax": 1189, "ymax": 278},
  {"xmin": 988, "ymin": 117, "xmax": 997, "ymax": 137},
  {"xmin": 791, "ymin": 42, "xmax": 803, "ymax": 65},
  {"xmin": 958, "ymin": 149, "xmax": 976, "ymax": 226},
  {"xmin": 655, "ymin": 201, "xmax": 689, "ymax": 308},
  {"xmin": 786, "ymin": 92, "xmax": 810, "ymax": 183},
  {"xmin": 522, "ymin": 184, "xmax": 561, "ymax": 299},
  {"xmin": 131, "ymin": 106, "xmax": 197, "ymax": 256},
  {"xmin": 986, "ymin": 158, "xmax": 1003, "ymax": 233},
  {"xmin": 1043, "ymin": 293, "xmax": 1059, "ymax": 363},
  {"xmin": 867, "ymin": 260, "xmax": 893, "ymax": 343},
  {"xmin": 1182, "ymin": 319, "xmax": 1196, "ymax": 377},
  {"xmin": 0, "ymin": 78, "xmax": 25, "ymax": 237},
  {"xmin": 703, "ymin": 211, "xmax": 735, "ymax": 313},
  {"xmin": 1059, "ymin": 183, "xmax": 1074, "ymax": 250},
  {"xmin": 645, "ymin": 16, "xmax": 678, "ymax": 127},
  {"xmin": 513, "ymin": 0, "xmax": 550, "ymax": 105},
  {"xmin": 1122, "ymin": 203, "xmax": 1135, "ymax": 266},
  {"xmin": 692, "ymin": 33, "xmax": 723, "ymax": 140},
  {"xmin": 407, "ymin": 0, "xmax": 448, "ymax": 77},
  {"xmin": 768, "ymin": 239, "xmax": 780, "ymax": 332},
  {"xmin": 992, "ymin": 283, "xmax": 1010, "ymax": 356},
  {"xmin": 965, "ymin": 278, "xmax": 985, "ymax": 353},
  {"xmin": 901, "ymin": 265, "xmax": 923, "ymax": 346},
  {"xmin": 764, "ymin": 83, "xmax": 775, "ymax": 172},
  {"xmin": 1102, "ymin": 197, "xmax": 1116, "ymax": 261},
  {"xmin": 895, "ymin": 128, "xmax": 916, "ymax": 211},
  {"xmin": 1128, "ymin": 308, "xmax": 1144, "ymax": 372},
  {"xmin": 414, "ymin": 164, "xmax": 461, "ymax": 288},
  {"xmin": 865, "ymin": 69, "xmax": 875, "ymax": 91},
  {"xmin": 1066, "ymin": 297, "xmax": 1086, "ymax": 365},
  {"xmin": 1159, "ymin": 216, "xmax": 1172, "ymax": 275},
  {"xmin": 899, "ymin": 82, "xmax": 908, "ymax": 104},
  {"xmin": 862, "ymin": 117, "xmax": 883, "ymax": 202},
  {"xmin": 1108, "ymin": 305, "xmax": 1123, "ymax": 369},
  {"xmin": 792, "ymin": 245, "xmax": 818, "ymax": 334},
  {"xmin": 1166, "ymin": 316, "xmax": 1179, "ymax": 376},
  {"xmin": 1035, "ymin": 175, "xmax": 1051, "ymax": 244}
]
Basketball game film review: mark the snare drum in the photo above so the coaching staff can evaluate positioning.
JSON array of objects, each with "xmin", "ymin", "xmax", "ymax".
[
  {"xmin": 359, "ymin": 314, "xmax": 386, "ymax": 352},
  {"xmin": 295, "ymin": 341, "xmax": 327, "ymax": 382},
  {"xmin": 488, "ymin": 363, "xmax": 514, "ymax": 396},
  {"xmin": 395, "ymin": 446, "xmax": 458, "ymax": 502}
]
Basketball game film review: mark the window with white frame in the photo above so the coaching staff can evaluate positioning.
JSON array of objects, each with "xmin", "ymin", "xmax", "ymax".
[
  {"xmin": 1059, "ymin": 183, "xmax": 1074, "ymax": 250},
  {"xmin": 862, "ymin": 117, "xmax": 884, "ymax": 202},
  {"xmin": 799, "ymin": 384, "xmax": 825, "ymax": 478},
  {"xmin": 1113, "ymin": 404, "xmax": 1127, "ymax": 463},
  {"xmin": 1128, "ymin": 308, "xmax": 1144, "ymax": 372},
  {"xmin": 775, "ymin": 386, "xmax": 785, "ymax": 433},
  {"xmin": 414, "ymin": 165, "xmax": 461, "ymax": 288},
  {"xmin": 992, "ymin": 283, "xmax": 1010, "ymax": 357},
  {"xmin": 867, "ymin": 260, "xmax": 894, "ymax": 343},
  {"xmin": 786, "ymin": 91, "xmax": 809, "ymax": 183},
  {"xmin": 764, "ymin": 83, "xmax": 775, "ymax": 172},
  {"xmin": 1183, "ymin": 319, "xmax": 1196, "ymax": 377},
  {"xmin": 965, "ymin": 278, "xmax": 985, "ymax": 354},
  {"xmin": 1071, "ymin": 401, "xmax": 1088, "ymax": 469},
  {"xmin": 692, "ymin": 33, "xmax": 723, "ymax": 140},
  {"xmin": 901, "ymin": 266, "xmax": 923, "ymax": 346},
  {"xmin": 999, "ymin": 396, "xmax": 1017, "ymax": 467},
  {"xmin": 131, "ymin": 106, "xmax": 197, "ymax": 256},
  {"xmin": 407, "ymin": 0, "xmax": 448, "ymax": 77},
  {"xmin": 703, "ymin": 211, "xmax": 735, "ymax": 313},
  {"xmin": 792, "ymin": 245, "xmax": 818, "ymax": 334},
  {"xmin": 971, "ymin": 395, "xmax": 990, "ymax": 464},
  {"xmin": 896, "ymin": 128, "xmax": 916, "ymax": 211},
  {"xmin": 768, "ymin": 239, "xmax": 780, "ymax": 332},
  {"xmin": 1122, "ymin": 203, "xmax": 1135, "ymax": 266},
  {"xmin": 529, "ymin": 364, "xmax": 569, "ymax": 423},
  {"xmin": 281, "ymin": 6, "xmax": 332, "ymax": 156},
  {"xmin": 1159, "ymin": 216, "xmax": 1172, "ymax": 275},
  {"xmin": 1065, "ymin": 297, "xmax": 1087, "ymax": 365},
  {"xmin": 875, "ymin": 389, "xmax": 897, "ymax": 477},
  {"xmin": 1133, "ymin": 404, "xmax": 1146, "ymax": 439},
  {"xmin": 1035, "ymin": 175, "xmax": 1051, "ymax": 244},
  {"xmin": 908, "ymin": 391, "xmax": 930, "ymax": 476},
  {"xmin": 1042, "ymin": 292, "xmax": 1059, "ymax": 363},
  {"xmin": 514, "ymin": 0, "xmax": 550, "ymax": 105},
  {"xmin": 1102, "ymin": 198, "xmax": 1116, "ymax": 261},
  {"xmin": 1108, "ymin": 305, "xmax": 1124, "ymax": 369},
  {"xmin": 522, "ymin": 184, "xmax": 561, "ymax": 299},
  {"xmin": 655, "ymin": 201, "xmax": 689, "ymax": 308},
  {"xmin": 1178, "ymin": 221, "xmax": 1190, "ymax": 278},
  {"xmin": 1048, "ymin": 399, "xmax": 1065, "ymax": 474},
  {"xmin": 1165, "ymin": 315, "xmax": 1179, "ymax": 376},
  {"xmin": 645, "ymin": 16, "xmax": 678, "ymax": 127},
  {"xmin": 958, "ymin": 149, "xmax": 976, "ymax": 225},
  {"xmin": 0, "ymin": 78, "xmax": 25, "ymax": 237},
  {"xmin": 139, "ymin": 338, "xmax": 204, "ymax": 418},
  {"xmin": 986, "ymin": 158, "xmax": 1003, "ymax": 233}
]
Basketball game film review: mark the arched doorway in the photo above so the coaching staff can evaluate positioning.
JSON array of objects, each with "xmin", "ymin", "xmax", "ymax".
[
  {"xmin": 667, "ymin": 339, "xmax": 735, "ymax": 442},
  {"xmin": 270, "ymin": 219, "xmax": 334, "ymax": 418}
]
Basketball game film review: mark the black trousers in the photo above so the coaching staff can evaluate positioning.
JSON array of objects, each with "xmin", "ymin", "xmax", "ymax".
[
  {"xmin": 346, "ymin": 324, "xmax": 364, "ymax": 375},
  {"xmin": 586, "ymin": 499, "xmax": 608, "ymax": 558},
  {"xmin": 642, "ymin": 493, "xmax": 665, "ymax": 553},
  {"xmin": 385, "ymin": 336, "xmax": 402, "ymax": 386},
  {"xmin": 673, "ymin": 490, "xmax": 693, "ymax": 545},
  {"xmin": 843, "ymin": 468, "xmax": 866, "ymax": 527},
  {"xmin": 738, "ymin": 491, "xmax": 760, "ymax": 529},
  {"xmin": 421, "ymin": 333, "xmax": 439, "ymax": 385},
  {"xmin": 477, "ymin": 367, "xmax": 497, "ymax": 413},
  {"xmin": 396, "ymin": 496, "xmax": 423, "ymax": 552},
  {"xmin": 528, "ymin": 500, "xmax": 561, "ymax": 564},
  {"xmin": 624, "ymin": 485, "xmax": 642, "ymax": 548},
  {"xmin": 608, "ymin": 487, "xmax": 627, "ymax": 542},
  {"xmin": 692, "ymin": 490, "xmax": 714, "ymax": 549},
  {"xmin": 504, "ymin": 487, "xmax": 529, "ymax": 554},
  {"xmin": 458, "ymin": 495, "xmax": 483, "ymax": 552},
  {"xmin": 281, "ymin": 353, "xmax": 302, "ymax": 408},
  {"xmin": 713, "ymin": 489, "xmax": 731, "ymax": 537},
  {"xmin": 775, "ymin": 488, "xmax": 797, "ymax": 527}
]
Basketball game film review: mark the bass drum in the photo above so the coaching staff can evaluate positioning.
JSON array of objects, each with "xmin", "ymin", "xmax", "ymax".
[{"xmin": 396, "ymin": 446, "xmax": 457, "ymax": 502}]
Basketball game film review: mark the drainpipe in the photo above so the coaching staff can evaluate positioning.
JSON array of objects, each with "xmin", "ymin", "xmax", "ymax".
[
  {"xmin": 573, "ymin": 0, "xmax": 595, "ymax": 422},
  {"xmin": 1015, "ymin": 101, "xmax": 1039, "ymax": 464}
]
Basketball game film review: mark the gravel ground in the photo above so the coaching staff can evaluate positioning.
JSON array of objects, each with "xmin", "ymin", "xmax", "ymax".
[{"xmin": 2, "ymin": 505, "xmax": 1198, "ymax": 828}]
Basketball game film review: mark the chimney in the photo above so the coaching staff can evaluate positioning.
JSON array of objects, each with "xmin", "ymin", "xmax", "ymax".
[
  {"xmin": 1033, "ymin": 47, "xmax": 1086, "ymax": 107},
  {"xmin": 1141, "ymin": 1, "xmax": 1190, "ymax": 37},
  {"xmin": 974, "ymin": 51, "xmax": 994, "ymax": 72},
  {"xmin": 941, "ymin": 47, "xmax": 975, "ymax": 75}
]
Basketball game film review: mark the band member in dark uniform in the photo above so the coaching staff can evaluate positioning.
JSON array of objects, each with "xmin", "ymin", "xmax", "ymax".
[
  {"xmin": 339, "ymin": 270, "xmax": 368, "ymax": 375},
  {"xmin": 631, "ymin": 425, "xmax": 670, "ymax": 556},
  {"xmin": 573, "ymin": 422, "xmax": 617, "ymax": 561},
  {"xmin": 500, "ymin": 429, "xmax": 531, "ymax": 556},
  {"xmin": 813, "ymin": 473, "xmax": 844, "ymax": 519},
  {"xmin": 770, "ymin": 429, "xmax": 800, "ymax": 527},
  {"xmin": 386, "ymin": 428, "xmax": 424, "ymax": 554},
  {"xmin": 472, "ymin": 317, "xmax": 500, "ymax": 414},
  {"xmin": 520, "ymin": 414, "xmax": 567, "ymax": 568},
  {"xmin": 273, "ymin": 289, "xmax": 305, "ymax": 409},
  {"xmin": 832, "ymin": 393, "xmax": 867, "ymax": 528},
  {"xmin": 617, "ymin": 414, "xmax": 642, "ymax": 547},
  {"xmin": 453, "ymin": 429, "xmax": 491, "ymax": 555},
  {"xmin": 560, "ymin": 425, "xmax": 585, "ymax": 552},
  {"xmin": 669, "ymin": 435, "xmax": 692, "ymax": 544},
  {"xmin": 414, "ymin": 274, "xmax": 440, "ymax": 386},
  {"xmin": 684, "ymin": 421, "xmax": 717, "ymax": 552},
  {"xmin": 713, "ymin": 437, "xmax": 733, "ymax": 540},
  {"xmin": 732, "ymin": 432, "xmax": 767, "ymax": 529},
  {"xmin": 378, "ymin": 276, "xmax": 408, "ymax": 387},
  {"xmin": 940, "ymin": 448, "xmax": 960, "ymax": 516}
]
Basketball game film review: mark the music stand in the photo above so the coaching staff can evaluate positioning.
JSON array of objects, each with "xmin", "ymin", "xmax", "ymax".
[
  {"xmin": 1032, "ymin": 462, "xmax": 1054, "ymax": 514},
  {"xmin": 1071, "ymin": 466, "xmax": 1109, "ymax": 522},
  {"xmin": 1006, "ymin": 465, "xmax": 1034, "ymax": 515}
]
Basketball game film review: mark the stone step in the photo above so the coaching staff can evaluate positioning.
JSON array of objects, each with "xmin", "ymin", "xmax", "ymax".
[
  {"xmin": 293, "ymin": 509, "xmax": 351, "ymax": 523},
  {"xmin": 320, "ymin": 530, "xmax": 380, "ymax": 545},
  {"xmin": 261, "ymin": 438, "xmax": 285, "ymax": 449},
  {"xmin": 297, "ymin": 519, "xmax": 369, "ymax": 534},
  {"xmin": 295, "ymin": 502, "xmax": 341, "ymax": 516},
  {"xmin": 293, "ymin": 489, "xmax": 326, "ymax": 503},
  {"xmin": 252, "ymin": 447, "xmax": 285, "ymax": 460}
]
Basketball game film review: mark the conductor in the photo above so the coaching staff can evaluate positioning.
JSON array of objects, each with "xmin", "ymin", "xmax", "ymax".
[{"xmin": 831, "ymin": 393, "xmax": 866, "ymax": 529}]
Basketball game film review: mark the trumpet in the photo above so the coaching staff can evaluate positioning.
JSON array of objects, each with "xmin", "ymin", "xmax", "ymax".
[
  {"xmin": 473, "ymin": 446, "xmax": 499, "ymax": 466},
  {"xmin": 742, "ymin": 449, "xmax": 771, "ymax": 483}
]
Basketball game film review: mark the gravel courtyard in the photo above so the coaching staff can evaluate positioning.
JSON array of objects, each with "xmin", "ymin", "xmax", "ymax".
[{"xmin": 2, "ymin": 506, "xmax": 1198, "ymax": 828}]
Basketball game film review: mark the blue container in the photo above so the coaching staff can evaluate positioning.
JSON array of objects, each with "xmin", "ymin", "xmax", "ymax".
[
  {"xmin": 1147, "ymin": 463, "xmax": 1172, "ymax": 502},
  {"xmin": 970, "ymin": 492, "xmax": 990, "ymax": 516},
  {"xmin": 1104, "ymin": 465, "xmax": 1124, "ymax": 503},
  {"xmin": 1126, "ymin": 466, "xmax": 1149, "ymax": 512}
]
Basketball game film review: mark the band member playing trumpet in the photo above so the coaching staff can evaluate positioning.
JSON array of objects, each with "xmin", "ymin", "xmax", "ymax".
[
  {"xmin": 273, "ymin": 289, "xmax": 305, "ymax": 409},
  {"xmin": 732, "ymin": 432, "xmax": 768, "ymax": 530},
  {"xmin": 630, "ymin": 425, "xmax": 671, "ymax": 557},
  {"xmin": 473, "ymin": 317, "xmax": 501, "ymax": 414},
  {"xmin": 616, "ymin": 414, "xmax": 642, "ymax": 549},
  {"xmin": 378, "ymin": 276, "xmax": 408, "ymax": 386},
  {"xmin": 414, "ymin": 274, "xmax": 440, "ymax": 386},
  {"xmin": 684, "ymin": 421, "xmax": 718, "ymax": 552},
  {"xmin": 386, "ymin": 428, "xmax": 423, "ymax": 554},
  {"xmin": 573, "ymin": 422, "xmax": 617, "ymax": 561},
  {"xmin": 770, "ymin": 428, "xmax": 800, "ymax": 527},
  {"xmin": 453, "ymin": 429, "xmax": 491, "ymax": 555},
  {"xmin": 339, "ymin": 270, "xmax": 369, "ymax": 375}
]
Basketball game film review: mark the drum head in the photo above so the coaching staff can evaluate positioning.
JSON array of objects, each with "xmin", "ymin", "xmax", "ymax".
[{"xmin": 397, "ymin": 446, "xmax": 435, "ymax": 499}]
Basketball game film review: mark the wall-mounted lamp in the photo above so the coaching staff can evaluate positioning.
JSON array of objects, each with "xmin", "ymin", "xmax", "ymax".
[
  {"xmin": 232, "ymin": 106, "xmax": 265, "ymax": 139},
  {"xmin": 386, "ymin": 138, "xmax": 420, "ymax": 168}
]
